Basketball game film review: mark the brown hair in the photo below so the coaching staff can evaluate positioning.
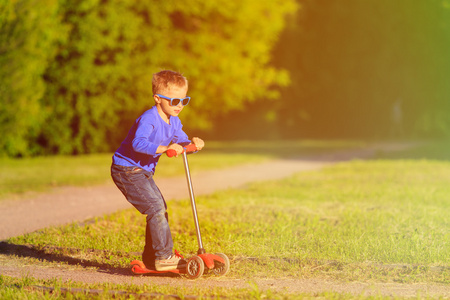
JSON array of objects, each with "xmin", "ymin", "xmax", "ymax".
[{"xmin": 152, "ymin": 70, "xmax": 188, "ymax": 95}]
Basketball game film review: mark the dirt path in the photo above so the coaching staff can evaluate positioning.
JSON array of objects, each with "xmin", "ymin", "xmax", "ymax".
[{"xmin": 3, "ymin": 142, "xmax": 447, "ymax": 298}]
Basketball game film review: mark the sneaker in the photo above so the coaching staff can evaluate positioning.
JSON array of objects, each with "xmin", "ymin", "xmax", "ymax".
[{"xmin": 155, "ymin": 250, "xmax": 186, "ymax": 271}]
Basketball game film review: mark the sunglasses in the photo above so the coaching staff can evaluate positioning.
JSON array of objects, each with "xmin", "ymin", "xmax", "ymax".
[{"xmin": 156, "ymin": 94, "xmax": 191, "ymax": 106}]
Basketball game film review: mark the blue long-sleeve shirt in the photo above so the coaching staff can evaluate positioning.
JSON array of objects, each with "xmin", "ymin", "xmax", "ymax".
[{"xmin": 112, "ymin": 106, "xmax": 190, "ymax": 173}]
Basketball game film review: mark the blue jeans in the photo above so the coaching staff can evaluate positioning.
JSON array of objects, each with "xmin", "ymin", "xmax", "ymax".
[{"xmin": 111, "ymin": 164, "xmax": 173, "ymax": 266}]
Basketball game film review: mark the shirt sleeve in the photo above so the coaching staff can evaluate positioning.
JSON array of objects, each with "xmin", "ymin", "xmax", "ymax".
[{"xmin": 131, "ymin": 115, "xmax": 160, "ymax": 156}]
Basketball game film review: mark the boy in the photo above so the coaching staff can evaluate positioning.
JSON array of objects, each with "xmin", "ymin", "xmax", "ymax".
[{"xmin": 111, "ymin": 70, "xmax": 204, "ymax": 271}]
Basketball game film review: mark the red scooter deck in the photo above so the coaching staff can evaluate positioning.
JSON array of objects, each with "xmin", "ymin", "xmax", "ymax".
[{"xmin": 130, "ymin": 253, "xmax": 228, "ymax": 279}]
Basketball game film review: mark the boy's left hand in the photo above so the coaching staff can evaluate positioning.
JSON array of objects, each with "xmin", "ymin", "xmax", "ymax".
[{"xmin": 192, "ymin": 137, "xmax": 205, "ymax": 150}]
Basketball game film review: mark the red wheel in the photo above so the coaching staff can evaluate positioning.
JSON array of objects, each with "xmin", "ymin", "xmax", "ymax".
[
  {"xmin": 186, "ymin": 256, "xmax": 205, "ymax": 279},
  {"xmin": 212, "ymin": 253, "xmax": 230, "ymax": 276}
]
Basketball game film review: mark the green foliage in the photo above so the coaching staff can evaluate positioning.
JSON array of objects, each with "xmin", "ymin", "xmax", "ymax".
[
  {"xmin": 40, "ymin": 0, "xmax": 171, "ymax": 154},
  {"xmin": 159, "ymin": 1, "xmax": 296, "ymax": 127},
  {"xmin": 3, "ymin": 0, "xmax": 450, "ymax": 156},
  {"xmin": 0, "ymin": 0, "xmax": 297, "ymax": 156},
  {"xmin": 0, "ymin": 0, "xmax": 68, "ymax": 156},
  {"xmin": 273, "ymin": 0, "xmax": 450, "ymax": 138}
]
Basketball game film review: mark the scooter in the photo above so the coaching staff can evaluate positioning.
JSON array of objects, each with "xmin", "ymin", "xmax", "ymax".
[{"xmin": 130, "ymin": 144, "xmax": 230, "ymax": 279}]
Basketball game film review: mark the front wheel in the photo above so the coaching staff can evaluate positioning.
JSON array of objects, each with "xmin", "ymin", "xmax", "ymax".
[
  {"xmin": 186, "ymin": 256, "xmax": 205, "ymax": 279},
  {"xmin": 212, "ymin": 253, "xmax": 230, "ymax": 276}
]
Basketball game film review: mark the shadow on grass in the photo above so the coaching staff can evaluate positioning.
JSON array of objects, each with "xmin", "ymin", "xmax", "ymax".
[
  {"xmin": 0, "ymin": 241, "xmax": 177, "ymax": 278},
  {"xmin": 0, "ymin": 241, "xmax": 131, "ymax": 276}
]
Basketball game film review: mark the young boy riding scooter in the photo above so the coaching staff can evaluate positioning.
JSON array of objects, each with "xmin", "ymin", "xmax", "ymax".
[{"xmin": 111, "ymin": 70, "xmax": 204, "ymax": 271}]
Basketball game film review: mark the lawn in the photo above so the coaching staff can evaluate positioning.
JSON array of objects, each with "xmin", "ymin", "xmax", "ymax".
[{"xmin": 2, "ymin": 139, "xmax": 450, "ymax": 299}]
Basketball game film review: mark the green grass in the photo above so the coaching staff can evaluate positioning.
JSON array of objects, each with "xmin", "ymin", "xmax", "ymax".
[
  {"xmin": 3, "ymin": 139, "xmax": 450, "ymax": 299},
  {"xmin": 0, "ymin": 139, "xmax": 362, "ymax": 201}
]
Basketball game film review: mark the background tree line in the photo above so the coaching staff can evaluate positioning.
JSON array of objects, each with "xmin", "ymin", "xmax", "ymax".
[
  {"xmin": 0, "ymin": 0, "xmax": 296, "ymax": 156},
  {"xmin": 1, "ymin": 0, "xmax": 450, "ymax": 157},
  {"xmin": 213, "ymin": 0, "xmax": 450, "ymax": 140}
]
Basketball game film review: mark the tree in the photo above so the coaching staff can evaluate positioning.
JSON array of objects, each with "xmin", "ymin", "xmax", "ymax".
[
  {"xmin": 40, "ymin": 0, "xmax": 170, "ymax": 154},
  {"xmin": 0, "ymin": 0, "xmax": 297, "ymax": 156},
  {"xmin": 273, "ymin": 0, "xmax": 450, "ymax": 139},
  {"xmin": 0, "ymin": 0, "xmax": 67, "ymax": 156},
  {"xmin": 157, "ymin": 1, "xmax": 296, "ymax": 130},
  {"xmin": 38, "ymin": 0, "xmax": 297, "ymax": 154}
]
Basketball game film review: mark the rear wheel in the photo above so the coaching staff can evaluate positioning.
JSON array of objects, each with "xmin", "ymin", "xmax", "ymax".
[
  {"xmin": 212, "ymin": 253, "xmax": 230, "ymax": 276},
  {"xmin": 186, "ymin": 256, "xmax": 205, "ymax": 279}
]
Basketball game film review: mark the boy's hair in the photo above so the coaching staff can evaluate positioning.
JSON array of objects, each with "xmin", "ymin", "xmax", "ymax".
[{"xmin": 152, "ymin": 70, "xmax": 188, "ymax": 95}]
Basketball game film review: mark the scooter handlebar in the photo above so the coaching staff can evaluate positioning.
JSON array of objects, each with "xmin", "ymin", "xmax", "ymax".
[{"xmin": 166, "ymin": 144, "xmax": 198, "ymax": 157}]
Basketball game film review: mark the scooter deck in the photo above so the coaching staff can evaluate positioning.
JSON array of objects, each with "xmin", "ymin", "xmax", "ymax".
[{"xmin": 130, "ymin": 260, "xmax": 186, "ymax": 275}]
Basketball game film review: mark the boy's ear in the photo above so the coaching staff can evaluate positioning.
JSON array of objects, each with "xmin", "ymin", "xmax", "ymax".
[{"xmin": 153, "ymin": 94, "xmax": 161, "ymax": 104}]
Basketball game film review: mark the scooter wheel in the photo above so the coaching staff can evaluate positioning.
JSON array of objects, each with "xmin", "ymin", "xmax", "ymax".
[
  {"xmin": 186, "ymin": 256, "xmax": 205, "ymax": 279},
  {"xmin": 212, "ymin": 253, "xmax": 230, "ymax": 277}
]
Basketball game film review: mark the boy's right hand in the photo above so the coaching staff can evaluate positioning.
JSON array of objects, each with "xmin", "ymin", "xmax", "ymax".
[{"xmin": 167, "ymin": 143, "xmax": 184, "ymax": 157}]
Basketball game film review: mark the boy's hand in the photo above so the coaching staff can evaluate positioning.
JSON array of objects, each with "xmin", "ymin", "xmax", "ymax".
[
  {"xmin": 192, "ymin": 137, "xmax": 205, "ymax": 150},
  {"xmin": 168, "ymin": 143, "xmax": 184, "ymax": 157}
]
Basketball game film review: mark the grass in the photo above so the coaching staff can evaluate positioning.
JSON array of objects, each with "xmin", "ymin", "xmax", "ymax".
[
  {"xmin": 0, "ymin": 139, "xmax": 362, "ymax": 201},
  {"xmin": 3, "ymin": 139, "xmax": 450, "ymax": 299}
]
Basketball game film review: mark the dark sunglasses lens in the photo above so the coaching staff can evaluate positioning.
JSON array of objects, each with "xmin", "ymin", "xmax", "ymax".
[
  {"xmin": 182, "ymin": 98, "xmax": 190, "ymax": 106},
  {"xmin": 171, "ymin": 98, "xmax": 181, "ymax": 106}
]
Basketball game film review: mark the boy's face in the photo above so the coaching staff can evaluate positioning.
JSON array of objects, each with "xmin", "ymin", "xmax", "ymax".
[{"xmin": 154, "ymin": 85, "xmax": 188, "ymax": 119}]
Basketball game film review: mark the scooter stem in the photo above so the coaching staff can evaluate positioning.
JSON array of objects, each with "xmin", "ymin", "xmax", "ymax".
[{"xmin": 182, "ymin": 151, "xmax": 206, "ymax": 254}]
